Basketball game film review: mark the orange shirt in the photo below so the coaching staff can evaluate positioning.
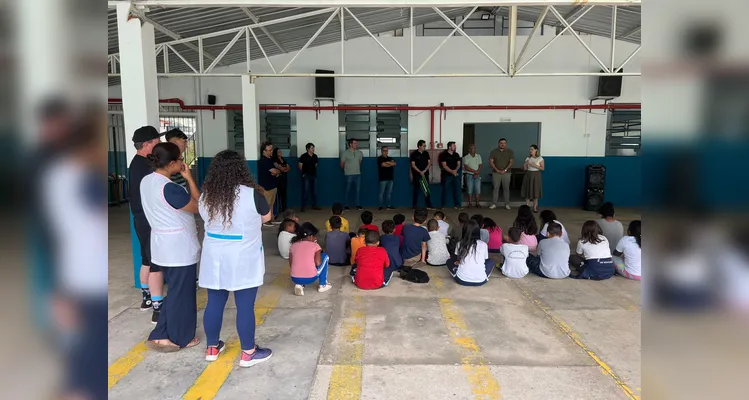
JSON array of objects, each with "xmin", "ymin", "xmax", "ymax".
[{"xmin": 350, "ymin": 236, "xmax": 366, "ymax": 265}]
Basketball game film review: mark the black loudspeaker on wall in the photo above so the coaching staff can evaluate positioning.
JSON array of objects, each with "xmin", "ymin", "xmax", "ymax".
[
  {"xmin": 207, "ymin": 94, "xmax": 217, "ymax": 105},
  {"xmin": 315, "ymin": 69, "xmax": 335, "ymax": 99},
  {"xmin": 596, "ymin": 69, "xmax": 623, "ymax": 98},
  {"xmin": 584, "ymin": 164, "xmax": 606, "ymax": 211}
]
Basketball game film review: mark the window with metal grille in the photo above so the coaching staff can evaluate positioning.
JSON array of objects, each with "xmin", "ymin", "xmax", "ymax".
[
  {"xmin": 339, "ymin": 106, "xmax": 408, "ymax": 157},
  {"xmin": 259, "ymin": 107, "xmax": 297, "ymax": 156},
  {"xmin": 606, "ymin": 109, "xmax": 641, "ymax": 156}
]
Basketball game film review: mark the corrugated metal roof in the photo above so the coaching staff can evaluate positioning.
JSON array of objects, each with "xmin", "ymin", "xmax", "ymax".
[{"xmin": 108, "ymin": 5, "xmax": 639, "ymax": 85}]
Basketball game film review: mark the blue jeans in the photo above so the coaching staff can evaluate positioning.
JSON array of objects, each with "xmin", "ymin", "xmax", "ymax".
[
  {"xmin": 379, "ymin": 180, "xmax": 393, "ymax": 207},
  {"xmin": 465, "ymin": 174, "xmax": 481, "ymax": 195},
  {"xmin": 302, "ymin": 175, "xmax": 317, "ymax": 207},
  {"xmin": 291, "ymin": 253, "xmax": 329, "ymax": 286},
  {"xmin": 441, "ymin": 174, "xmax": 461, "ymax": 208},
  {"xmin": 344, "ymin": 175, "xmax": 361, "ymax": 207},
  {"xmin": 204, "ymin": 286, "xmax": 259, "ymax": 351}
]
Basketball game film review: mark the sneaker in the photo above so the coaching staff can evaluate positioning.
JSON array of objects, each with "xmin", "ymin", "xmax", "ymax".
[
  {"xmin": 489, "ymin": 204, "xmax": 497, "ymax": 210},
  {"xmin": 356, "ymin": 206, "xmax": 363, "ymax": 211},
  {"xmin": 312, "ymin": 206, "xmax": 322, "ymax": 210},
  {"xmin": 387, "ymin": 206, "xmax": 395, "ymax": 210},
  {"xmin": 205, "ymin": 340, "xmax": 226, "ymax": 361},
  {"xmin": 262, "ymin": 222, "xmax": 274, "ymax": 228},
  {"xmin": 140, "ymin": 295, "xmax": 152, "ymax": 311},
  {"xmin": 294, "ymin": 284, "xmax": 304, "ymax": 296},
  {"xmin": 505, "ymin": 204, "xmax": 511, "ymax": 210},
  {"xmin": 378, "ymin": 207, "xmax": 384, "ymax": 211},
  {"xmin": 271, "ymin": 220, "xmax": 282, "ymax": 225},
  {"xmin": 239, "ymin": 346, "xmax": 273, "ymax": 368},
  {"xmin": 344, "ymin": 206, "xmax": 350, "ymax": 211},
  {"xmin": 151, "ymin": 309, "xmax": 160, "ymax": 325},
  {"xmin": 318, "ymin": 283, "xmax": 333, "ymax": 293}
]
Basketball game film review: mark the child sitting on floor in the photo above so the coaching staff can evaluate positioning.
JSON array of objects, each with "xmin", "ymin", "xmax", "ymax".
[
  {"xmin": 325, "ymin": 216, "xmax": 351, "ymax": 266},
  {"xmin": 446, "ymin": 220, "xmax": 494, "ymax": 286},
  {"xmin": 289, "ymin": 222, "xmax": 333, "ymax": 296},
  {"xmin": 350, "ymin": 227, "xmax": 368, "ymax": 266},
  {"xmin": 401, "ymin": 208, "xmax": 431, "ymax": 267},
  {"xmin": 393, "ymin": 213, "xmax": 406, "ymax": 245},
  {"xmin": 612, "ymin": 220, "xmax": 641, "ymax": 281},
  {"xmin": 569, "ymin": 220, "xmax": 614, "ymax": 280},
  {"xmin": 433, "ymin": 211, "xmax": 450, "ymax": 237},
  {"xmin": 380, "ymin": 220, "xmax": 403, "ymax": 271},
  {"xmin": 278, "ymin": 219, "xmax": 297, "ymax": 259},
  {"xmin": 499, "ymin": 227, "xmax": 529, "ymax": 278},
  {"xmin": 513, "ymin": 205, "xmax": 539, "ymax": 253},
  {"xmin": 538, "ymin": 210, "xmax": 570, "ymax": 244},
  {"xmin": 596, "ymin": 202, "xmax": 624, "ymax": 255},
  {"xmin": 448, "ymin": 212, "xmax": 470, "ymax": 255},
  {"xmin": 326, "ymin": 202, "xmax": 349, "ymax": 233},
  {"xmin": 359, "ymin": 210, "xmax": 380, "ymax": 233},
  {"xmin": 471, "ymin": 214, "xmax": 490, "ymax": 244},
  {"xmin": 350, "ymin": 230, "xmax": 399, "ymax": 290},
  {"xmin": 483, "ymin": 217, "xmax": 503, "ymax": 253},
  {"xmin": 527, "ymin": 222, "xmax": 571, "ymax": 279},
  {"xmin": 426, "ymin": 219, "xmax": 450, "ymax": 266}
]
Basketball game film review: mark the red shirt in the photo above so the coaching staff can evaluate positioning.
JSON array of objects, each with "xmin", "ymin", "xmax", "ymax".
[
  {"xmin": 354, "ymin": 246, "xmax": 390, "ymax": 290},
  {"xmin": 393, "ymin": 224, "xmax": 404, "ymax": 246},
  {"xmin": 360, "ymin": 224, "xmax": 380, "ymax": 233}
]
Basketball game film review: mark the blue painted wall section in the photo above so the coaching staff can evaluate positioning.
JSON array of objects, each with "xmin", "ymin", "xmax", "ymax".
[{"xmin": 196, "ymin": 155, "xmax": 642, "ymax": 208}]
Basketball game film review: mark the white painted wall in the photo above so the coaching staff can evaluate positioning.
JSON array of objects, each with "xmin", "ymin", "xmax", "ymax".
[{"xmin": 109, "ymin": 33, "xmax": 640, "ymax": 159}]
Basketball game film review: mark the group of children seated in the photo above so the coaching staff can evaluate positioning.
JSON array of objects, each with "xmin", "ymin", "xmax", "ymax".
[{"xmin": 276, "ymin": 201, "xmax": 642, "ymax": 294}]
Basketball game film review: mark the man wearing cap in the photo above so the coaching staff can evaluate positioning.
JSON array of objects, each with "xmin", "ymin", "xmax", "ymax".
[
  {"xmin": 165, "ymin": 128, "xmax": 189, "ymax": 189},
  {"xmin": 129, "ymin": 126, "xmax": 164, "ymax": 324}
]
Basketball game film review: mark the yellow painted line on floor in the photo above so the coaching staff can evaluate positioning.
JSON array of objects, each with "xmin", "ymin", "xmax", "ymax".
[
  {"xmin": 514, "ymin": 282, "xmax": 640, "ymax": 400},
  {"xmin": 438, "ymin": 298, "xmax": 502, "ymax": 400},
  {"xmin": 327, "ymin": 295, "xmax": 366, "ymax": 400},
  {"xmin": 182, "ymin": 273, "xmax": 288, "ymax": 400},
  {"xmin": 108, "ymin": 287, "xmax": 209, "ymax": 391}
]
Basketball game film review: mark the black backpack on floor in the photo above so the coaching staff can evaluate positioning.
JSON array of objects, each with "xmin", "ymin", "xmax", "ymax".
[{"xmin": 399, "ymin": 267, "xmax": 430, "ymax": 283}]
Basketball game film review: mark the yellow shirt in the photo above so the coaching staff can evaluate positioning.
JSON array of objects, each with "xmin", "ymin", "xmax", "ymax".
[
  {"xmin": 326, "ymin": 216, "xmax": 350, "ymax": 233},
  {"xmin": 350, "ymin": 236, "xmax": 366, "ymax": 265}
]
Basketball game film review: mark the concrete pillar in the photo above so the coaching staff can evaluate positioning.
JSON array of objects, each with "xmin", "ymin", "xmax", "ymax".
[
  {"xmin": 116, "ymin": 2, "xmax": 160, "ymax": 287},
  {"xmin": 242, "ymin": 76, "xmax": 260, "ymax": 174}
]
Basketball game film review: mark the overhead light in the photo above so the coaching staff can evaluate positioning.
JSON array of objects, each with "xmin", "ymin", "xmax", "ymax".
[{"xmin": 480, "ymin": 13, "xmax": 491, "ymax": 20}]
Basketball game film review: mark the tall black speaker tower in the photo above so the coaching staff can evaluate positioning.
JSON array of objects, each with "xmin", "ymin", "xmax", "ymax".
[{"xmin": 584, "ymin": 164, "xmax": 606, "ymax": 211}]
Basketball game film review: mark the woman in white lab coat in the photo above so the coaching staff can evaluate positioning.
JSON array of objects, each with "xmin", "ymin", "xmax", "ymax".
[{"xmin": 198, "ymin": 150, "xmax": 274, "ymax": 368}]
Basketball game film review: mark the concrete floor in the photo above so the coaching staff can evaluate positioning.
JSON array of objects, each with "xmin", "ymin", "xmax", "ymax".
[{"xmin": 108, "ymin": 205, "xmax": 642, "ymax": 400}]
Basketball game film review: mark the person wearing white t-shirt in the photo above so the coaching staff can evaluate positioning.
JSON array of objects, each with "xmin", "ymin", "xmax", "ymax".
[
  {"xmin": 537, "ymin": 210, "xmax": 570, "ymax": 245},
  {"xmin": 446, "ymin": 220, "xmax": 495, "ymax": 286},
  {"xmin": 426, "ymin": 220, "xmax": 450, "ymax": 266},
  {"xmin": 278, "ymin": 220, "xmax": 296, "ymax": 259},
  {"xmin": 569, "ymin": 221, "xmax": 614, "ymax": 280},
  {"xmin": 499, "ymin": 227, "xmax": 529, "ymax": 278},
  {"xmin": 613, "ymin": 220, "xmax": 641, "ymax": 280}
]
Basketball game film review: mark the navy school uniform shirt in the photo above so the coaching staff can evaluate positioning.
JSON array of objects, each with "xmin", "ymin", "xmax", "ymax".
[
  {"xmin": 401, "ymin": 224, "xmax": 431, "ymax": 259},
  {"xmin": 325, "ymin": 230, "xmax": 351, "ymax": 265},
  {"xmin": 258, "ymin": 156, "xmax": 277, "ymax": 190},
  {"xmin": 379, "ymin": 234, "xmax": 403, "ymax": 268}
]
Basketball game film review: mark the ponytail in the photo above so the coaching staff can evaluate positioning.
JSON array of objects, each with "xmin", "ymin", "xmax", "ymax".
[
  {"xmin": 291, "ymin": 222, "xmax": 319, "ymax": 244},
  {"xmin": 628, "ymin": 220, "xmax": 641, "ymax": 248},
  {"xmin": 147, "ymin": 142, "xmax": 181, "ymax": 170}
]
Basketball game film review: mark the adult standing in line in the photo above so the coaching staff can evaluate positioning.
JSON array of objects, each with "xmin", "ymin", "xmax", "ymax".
[
  {"xmin": 463, "ymin": 144, "xmax": 483, "ymax": 208},
  {"xmin": 199, "ymin": 150, "xmax": 274, "ymax": 367},
  {"xmin": 272, "ymin": 147, "xmax": 290, "ymax": 214},
  {"xmin": 165, "ymin": 128, "xmax": 189, "ymax": 189},
  {"xmin": 258, "ymin": 141, "xmax": 281, "ymax": 227},
  {"xmin": 439, "ymin": 141, "xmax": 462, "ymax": 210},
  {"xmin": 410, "ymin": 139, "xmax": 433, "ymax": 209},
  {"xmin": 377, "ymin": 146, "xmax": 397, "ymax": 211},
  {"xmin": 522, "ymin": 144, "xmax": 544, "ymax": 213},
  {"xmin": 142, "ymin": 142, "xmax": 201, "ymax": 351},
  {"xmin": 298, "ymin": 142, "xmax": 321, "ymax": 212},
  {"xmin": 489, "ymin": 138, "xmax": 515, "ymax": 210},
  {"xmin": 128, "ymin": 126, "xmax": 164, "ymax": 324},
  {"xmin": 340, "ymin": 138, "xmax": 363, "ymax": 211}
]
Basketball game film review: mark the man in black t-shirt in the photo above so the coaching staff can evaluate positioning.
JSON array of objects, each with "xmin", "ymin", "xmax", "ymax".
[
  {"xmin": 297, "ymin": 142, "xmax": 320, "ymax": 211},
  {"xmin": 409, "ymin": 140, "xmax": 433, "ymax": 209},
  {"xmin": 439, "ymin": 141, "xmax": 462, "ymax": 209},
  {"xmin": 377, "ymin": 146, "xmax": 397, "ymax": 211},
  {"xmin": 258, "ymin": 141, "xmax": 281, "ymax": 226},
  {"xmin": 128, "ymin": 126, "xmax": 164, "ymax": 323}
]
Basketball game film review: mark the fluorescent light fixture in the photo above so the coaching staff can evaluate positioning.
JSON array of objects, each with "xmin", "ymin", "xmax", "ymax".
[{"xmin": 480, "ymin": 13, "xmax": 491, "ymax": 20}]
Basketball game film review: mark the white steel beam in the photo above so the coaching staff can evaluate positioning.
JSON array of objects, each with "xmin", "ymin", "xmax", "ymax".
[
  {"xmin": 432, "ymin": 7, "xmax": 507, "ymax": 75},
  {"xmin": 340, "ymin": 7, "xmax": 345, "ymax": 73},
  {"xmin": 610, "ymin": 5, "xmax": 617, "ymax": 72},
  {"xmin": 166, "ymin": 43, "xmax": 199, "ymax": 73},
  {"xmin": 345, "ymin": 7, "xmax": 409, "ymax": 74},
  {"xmin": 109, "ymin": 71, "xmax": 639, "ymax": 78},
  {"xmin": 241, "ymin": 7, "xmax": 287, "ymax": 53},
  {"xmin": 616, "ymin": 45, "xmax": 640, "ymax": 71},
  {"xmin": 280, "ymin": 9, "xmax": 339, "ymax": 73},
  {"xmin": 415, "ymin": 6, "xmax": 477, "ymax": 74},
  {"xmin": 619, "ymin": 25, "xmax": 640, "ymax": 40},
  {"xmin": 515, "ymin": 5, "xmax": 548, "ymax": 67},
  {"xmin": 248, "ymin": 27, "xmax": 276, "ymax": 73},
  {"xmin": 507, "ymin": 5, "xmax": 517, "ymax": 76},
  {"xmin": 205, "ymin": 29, "xmax": 245, "ymax": 73},
  {"xmin": 117, "ymin": 1, "xmax": 641, "ymax": 7},
  {"xmin": 549, "ymin": 6, "xmax": 610, "ymax": 72},
  {"xmin": 514, "ymin": 5, "xmax": 593, "ymax": 74},
  {"xmin": 245, "ymin": 26, "xmax": 251, "ymax": 72},
  {"xmin": 409, "ymin": 7, "xmax": 413, "ymax": 74}
]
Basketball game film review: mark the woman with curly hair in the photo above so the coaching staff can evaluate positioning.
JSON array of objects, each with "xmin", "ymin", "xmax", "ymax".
[{"xmin": 198, "ymin": 150, "xmax": 274, "ymax": 368}]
